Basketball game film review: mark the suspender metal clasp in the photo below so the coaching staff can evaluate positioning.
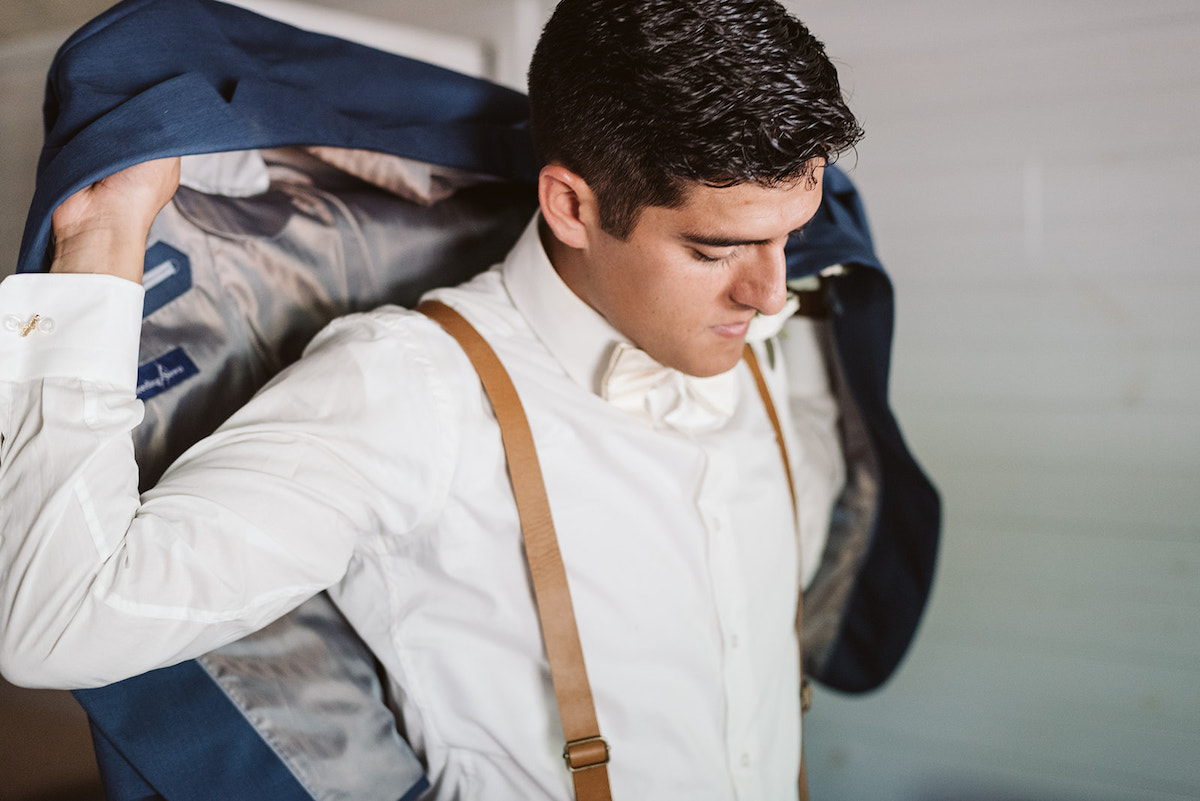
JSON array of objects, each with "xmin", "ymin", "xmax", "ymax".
[{"xmin": 563, "ymin": 736, "xmax": 611, "ymax": 773}]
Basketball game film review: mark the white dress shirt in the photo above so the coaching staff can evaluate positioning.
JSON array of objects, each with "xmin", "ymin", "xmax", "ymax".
[{"xmin": 0, "ymin": 215, "xmax": 844, "ymax": 800}]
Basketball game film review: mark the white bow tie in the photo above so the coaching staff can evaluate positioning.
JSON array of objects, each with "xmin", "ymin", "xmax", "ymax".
[{"xmin": 600, "ymin": 343, "xmax": 738, "ymax": 433}]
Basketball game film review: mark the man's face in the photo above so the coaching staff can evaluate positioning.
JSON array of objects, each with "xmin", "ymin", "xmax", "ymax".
[{"xmin": 568, "ymin": 169, "xmax": 824, "ymax": 377}]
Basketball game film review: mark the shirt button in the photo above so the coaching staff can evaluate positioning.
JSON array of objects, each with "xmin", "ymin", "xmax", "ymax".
[
  {"xmin": 739, "ymin": 752, "xmax": 752, "ymax": 769},
  {"xmin": 730, "ymin": 633, "xmax": 740, "ymax": 649},
  {"xmin": 3, "ymin": 315, "xmax": 19, "ymax": 332}
]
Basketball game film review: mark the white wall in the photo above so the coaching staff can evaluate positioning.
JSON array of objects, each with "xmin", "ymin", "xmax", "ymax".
[
  {"xmin": 290, "ymin": 0, "xmax": 554, "ymax": 90},
  {"xmin": 0, "ymin": 32, "xmax": 62, "ymax": 279},
  {"xmin": 220, "ymin": 0, "xmax": 488, "ymax": 77},
  {"xmin": 785, "ymin": 2, "xmax": 1200, "ymax": 799}
]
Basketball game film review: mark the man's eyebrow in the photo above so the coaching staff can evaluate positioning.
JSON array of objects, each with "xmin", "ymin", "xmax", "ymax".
[
  {"xmin": 679, "ymin": 222, "xmax": 813, "ymax": 248},
  {"xmin": 681, "ymin": 232, "xmax": 770, "ymax": 247}
]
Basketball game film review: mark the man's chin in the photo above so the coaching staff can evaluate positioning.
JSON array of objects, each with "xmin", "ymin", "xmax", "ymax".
[{"xmin": 675, "ymin": 343, "xmax": 745, "ymax": 378}]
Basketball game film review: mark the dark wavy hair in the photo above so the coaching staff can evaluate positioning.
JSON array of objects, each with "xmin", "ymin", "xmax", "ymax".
[{"xmin": 528, "ymin": 0, "xmax": 863, "ymax": 238}]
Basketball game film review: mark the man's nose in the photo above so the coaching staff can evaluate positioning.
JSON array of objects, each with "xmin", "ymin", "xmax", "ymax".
[{"xmin": 731, "ymin": 246, "xmax": 788, "ymax": 316}]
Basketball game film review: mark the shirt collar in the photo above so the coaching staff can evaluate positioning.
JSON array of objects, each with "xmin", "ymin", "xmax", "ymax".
[{"xmin": 502, "ymin": 214, "xmax": 629, "ymax": 396}]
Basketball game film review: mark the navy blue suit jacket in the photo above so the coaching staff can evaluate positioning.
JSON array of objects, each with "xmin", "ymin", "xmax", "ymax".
[{"xmin": 17, "ymin": 1, "xmax": 940, "ymax": 798}]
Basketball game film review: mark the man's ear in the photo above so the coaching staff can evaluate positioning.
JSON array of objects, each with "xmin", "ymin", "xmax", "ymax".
[{"xmin": 538, "ymin": 164, "xmax": 598, "ymax": 250}]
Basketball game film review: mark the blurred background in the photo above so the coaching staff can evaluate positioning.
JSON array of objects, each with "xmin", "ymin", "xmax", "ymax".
[{"xmin": 1, "ymin": 1, "xmax": 1197, "ymax": 799}]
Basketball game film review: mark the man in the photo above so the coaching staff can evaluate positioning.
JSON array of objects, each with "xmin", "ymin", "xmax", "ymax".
[{"xmin": 0, "ymin": 0, "xmax": 864, "ymax": 797}]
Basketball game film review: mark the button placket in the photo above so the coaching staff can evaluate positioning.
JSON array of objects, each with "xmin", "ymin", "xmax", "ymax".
[{"xmin": 701, "ymin": 443, "xmax": 763, "ymax": 799}]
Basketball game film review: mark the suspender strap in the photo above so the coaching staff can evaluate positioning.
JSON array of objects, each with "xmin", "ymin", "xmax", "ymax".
[
  {"xmin": 417, "ymin": 300, "xmax": 613, "ymax": 801},
  {"xmin": 743, "ymin": 343, "xmax": 810, "ymax": 801},
  {"xmin": 419, "ymin": 301, "xmax": 806, "ymax": 800},
  {"xmin": 742, "ymin": 343, "xmax": 797, "ymax": 525}
]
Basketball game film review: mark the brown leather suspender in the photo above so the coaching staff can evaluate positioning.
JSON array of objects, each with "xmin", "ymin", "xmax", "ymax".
[
  {"xmin": 417, "ymin": 300, "xmax": 804, "ymax": 800},
  {"xmin": 742, "ymin": 343, "xmax": 798, "ymax": 526},
  {"xmin": 743, "ymin": 342, "xmax": 809, "ymax": 801},
  {"xmin": 419, "ymin": 300, "xmax": 613, "ymax": 799}
]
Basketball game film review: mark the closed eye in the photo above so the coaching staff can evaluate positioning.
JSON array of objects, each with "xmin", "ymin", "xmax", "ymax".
[{"xmin": 690, "ymin": 248, "xmax": 735, "ymax": 263}]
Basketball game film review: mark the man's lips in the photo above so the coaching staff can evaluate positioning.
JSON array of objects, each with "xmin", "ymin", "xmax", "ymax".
[{"xmin": 710, "ymin": 318, "xmax": 753, "ymax": 338}]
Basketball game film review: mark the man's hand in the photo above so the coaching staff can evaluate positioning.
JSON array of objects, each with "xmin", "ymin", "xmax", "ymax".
[{"xmin": 49, "ymin": 157, "xmax": 182, "ymax": 284}]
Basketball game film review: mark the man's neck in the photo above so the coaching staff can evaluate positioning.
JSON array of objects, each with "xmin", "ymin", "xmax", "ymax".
[{"xmin": 537, "ymin": 216, "xmax": 595, "ymax": 316}]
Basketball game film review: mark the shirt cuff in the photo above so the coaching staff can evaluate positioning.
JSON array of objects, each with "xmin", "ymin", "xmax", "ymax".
[{"xmin": 0, "ymin": 272, "xmax": 144, "ymax": 390}]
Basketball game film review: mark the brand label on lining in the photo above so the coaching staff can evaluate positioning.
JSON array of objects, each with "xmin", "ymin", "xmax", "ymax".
[{"xmin": 136, "ymin": 347, "xmax": 199, "ymax": 401}]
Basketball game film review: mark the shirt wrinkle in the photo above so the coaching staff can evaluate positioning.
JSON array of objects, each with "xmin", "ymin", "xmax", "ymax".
[{"xmin": 394, "ymin": 313, "xmax": 460, "ymax": 534}]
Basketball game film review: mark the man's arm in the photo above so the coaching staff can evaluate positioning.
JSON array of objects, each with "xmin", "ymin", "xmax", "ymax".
[{"xmin": 0, "ymin": 161, "xmax": 451, "ymax": 689}]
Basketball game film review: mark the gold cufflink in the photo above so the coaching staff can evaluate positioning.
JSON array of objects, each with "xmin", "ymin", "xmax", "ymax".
[{"xmin": 4, "ymin": 314, "xmax": 55, "ymax": 337}]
